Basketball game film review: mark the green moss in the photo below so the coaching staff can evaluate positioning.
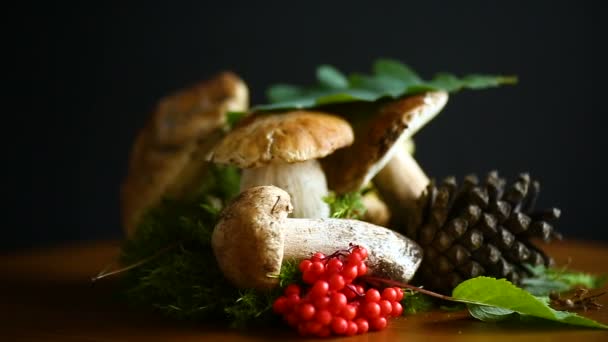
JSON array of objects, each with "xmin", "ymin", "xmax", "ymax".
[
  {"xmin": 324, "ymin": 190, "xmax": 366, "ymax": 219},
  {"xmin": 120, "ymin": 166, "xmax": 305, "ymax": 326}
]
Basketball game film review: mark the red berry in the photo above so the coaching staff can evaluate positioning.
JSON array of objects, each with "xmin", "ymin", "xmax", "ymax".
[
  {"xmin": 313, "ymin": 295, "xmax": 330, "ymax": 310},
  {"xmin": 365, "ymin": 289, "xmax": 381, "ymax": 303},
  {"xmin": 345, "ymin": 321, "xmax": 358, "ymax": 336},
  {"xmin": 381, "ymin": 287, "xmax": 398, "ymax": 302},
  {"xmin": 311, "ymin": 252, "xmax": 326, "ymax": 263},
  {"xmin": 304, "ymin": 321, "xmax": 322, "ymax": 334},
  {"xmin": 310, "ymin": 261, "xmax": 325, "ymax": 275},
  {"xmin": 347, "ymin": 251, "xmax": 363, "ymax": 265},
  {"xmin": 355, "ymin": 284, "xmax": 366, "ymax": 294},
  {"xmin": 379, "ymin": 300, "xmax": 393, "ymax": 316},
  {"xmin": 284, "ymin": 284, "xmax": 300, "ymax": 296},
  {"xmin": 317, "ymin": 326, "xmax": 331, "ymax": 337},
  {"xmin": 370, "ymin": 316, "xmax": 388, "ymax": 331},
  {"xmin": 331, "ymin": 317, "xmax": 348, "ymax": 334},
  {"xmin": 298, "ymin": 303, "xmax": 316, "ymax": 320},
  {"xmin": 326, "ymin": 258, "xmax": 343, "ymax": 274},
  {"xmin": 314, "ymin": 309, "xmax": 332, "ymax": 325},
  {"xmin": 302, "ymin": 270, "xmax": 318, "ymax": 284},
  {"xmin": 341, "ymin": 304, "xmax": 357, "ymax": 320},
  {"xmin": 286, "ymin": 294, "xmax": 300, "ymax": 308},
  {"xmin": 391, "ymin": 301, "xmax": 403, "ymax": 317},
  {"xmin": 299, "ymin": 259, "xmax": 312, "ymax": 272},
  {"xmin": 341, "ymin": 264, "xmax": 358, "ymax": 280},
  {"xmin": 286, "ymin": 312, "xmax": 299, "ymax": 327},
  {"xmin": 310, "ymin": 280, "xmax": 329, "ymax": 298},
  {"xmin": 272, "ymin": 296, "xmax": 288, "ymax": 314},
  {"xmin": 363, "ymin": 302, "xmax": 381, "ymax": 319},
  {"xmin": 344, "ymin": 286, "xmax": 357, "ymax": 300},
  {"xmin": 352, "ymin": 246, "xmax": 368, "ymax": 259},
  {"xmin": 328, "ymin": 274, "xmax": 346, "ymax": 291},
  {"xmin": 297, "ymin": 322, "xmax": 308, "ymax": 336},
  {"xmin": 354, "ymin": 317, "xmax": 369, "ymax": 334},
  {"xmin": 395, "ymin": 287, "xmax": 404, "ymax": 301},
  {"xmin": 357, "ymin": 262, "xmax": 368, "ymax": 276},
  {"xmin": 329, "ymin": 292, "xmax": 347, "ymax": 313}
]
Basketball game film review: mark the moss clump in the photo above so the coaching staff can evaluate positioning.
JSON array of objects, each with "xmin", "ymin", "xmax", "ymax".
[{"xmin": 121, "ymin": 166, "xmax": 298, "ymax": 326}]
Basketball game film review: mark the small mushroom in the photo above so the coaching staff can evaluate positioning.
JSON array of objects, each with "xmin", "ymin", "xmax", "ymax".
[
  {"xmin": 212, "ymin": 185, "xmax": 423, "ymax": 290},
  {"xmin": 207, "ymin": 111, "xmax": 353, "ymax": 218},
  {"xmin": 322, "ymin": 92, "xmax": 448, "ymax": 226},
  {"xmin": 361, "ymin": 192, "xmax": 391, "ymax": 227},
  {"xmin": 121, "ymin": 72, "xmax": 248, "ymax": 236}
]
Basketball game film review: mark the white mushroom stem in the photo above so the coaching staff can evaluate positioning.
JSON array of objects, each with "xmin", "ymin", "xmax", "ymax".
[
  {"xmin": 281, "ymin": 218, "xmax": 422, "ymax": 282},
  {"xmin": 212, "ymin": 186, "xmax": 422, "ymax": 290},
  {"xmin": 374, "ymin": 150, "xmax": 429, "ymax": 226},
  {"xmin": 361, "ymin": 192, "xmax": 391, "ymax": 227},
  {"xmin": 240, "ymin": 159, "xmax": 330, "ymax": 218}
]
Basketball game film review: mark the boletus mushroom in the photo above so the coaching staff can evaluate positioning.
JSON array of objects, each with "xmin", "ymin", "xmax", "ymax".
[
  {"xmin": 322, "ymin": 91, "xmax": 448, "ymax": 226},
  {"xmin": 207, "ymin": 111, "xmax": 354, "ymax": 218},
  {"xmin": 212, "ymin": 185, "xmax": 423, "ymax": 290},
  {"xmin": 121, "ymin": 72, "xmax": 248, "ymax": 237}
]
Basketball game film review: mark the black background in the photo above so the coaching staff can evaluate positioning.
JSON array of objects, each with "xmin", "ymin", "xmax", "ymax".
[{"xmin": 10, "ymin": 1, "xmax": 607, "ymax": 251}]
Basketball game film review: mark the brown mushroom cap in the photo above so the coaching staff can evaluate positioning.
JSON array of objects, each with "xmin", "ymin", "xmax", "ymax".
[
  {"xmin": 212, "ymin": 186, "xmax": 293, "ymax": 289},
  {"xmin": 207, "ymin": 111, "xmax": 354, "ymax": 168},
  {"xmin": 121, "ymin": 72, "xmax": 248, "ymax": 236},
  {"xmin": 322, "ymin": 91, "xmax": 448, "ymax": 193}
]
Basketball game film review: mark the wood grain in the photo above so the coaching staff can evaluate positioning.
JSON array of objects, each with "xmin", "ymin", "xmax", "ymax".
[{"xmin": 1, "ymin": 240, "xmax": 607, "ymax": 341}]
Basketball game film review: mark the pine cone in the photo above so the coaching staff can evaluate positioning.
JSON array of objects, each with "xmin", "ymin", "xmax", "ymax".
[{"xmin": 406, "ymin": 171, "xmax": 562, "ymax": 294}]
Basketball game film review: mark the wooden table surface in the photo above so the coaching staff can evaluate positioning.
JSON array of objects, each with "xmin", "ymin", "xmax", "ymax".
[{"xmin": 1, "ymin": 240, "xmax": 607, "ymax": 341}]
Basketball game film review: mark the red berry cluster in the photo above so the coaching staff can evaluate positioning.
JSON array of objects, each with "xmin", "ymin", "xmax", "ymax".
[{"xmin": 272, "ymin": 246, "xmax": 404, "ymax": 337}]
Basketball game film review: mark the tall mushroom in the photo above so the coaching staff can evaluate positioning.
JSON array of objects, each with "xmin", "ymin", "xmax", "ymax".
[
  {"xmin": 212, "ymin": 185, "xmax": 423, "ymax": 290},
  {"xmin": 322, "ymin": 91, "xmax": 448, "ymax": 226},
  {"xmin": 207, "ymin": 111, "xmax": 353, "ymax": 218},
  {"xmin": 121, "ymin": 72, "xmax": 248, "ymax": 236}
]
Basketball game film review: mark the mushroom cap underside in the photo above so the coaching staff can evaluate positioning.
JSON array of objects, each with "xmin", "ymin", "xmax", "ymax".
[{"xmin": 323, "ymin": 91, "xmax": 448, "ymax": 193}]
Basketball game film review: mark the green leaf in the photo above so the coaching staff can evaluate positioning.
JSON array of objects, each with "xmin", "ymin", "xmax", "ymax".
[
  {"xmin": 266, "ymin": 84, "xmax": 302, "ymax": 103},
  {"xmin": 254, "ymin": 59, "xmax": 516, "ymax": 112},
  {"xmin": 522, "ymin": 264, "xmax": 607, "ymax": 296},
  {"xmin": 453, "ymin": 277, "xmax": 608, "ymax": 329},
  {"xmin": 226, "ymin": 111, "xmax": 247, "ymax": 128},
  {"xmin": 468, "ymin": 305, "xmax": 519, "ymax": 322},
  {"xmin": 316, "ymin": 65, "xmax": 349, "ymax": 89},
  {"xmin": 402, "ymin": 291, "xmax": 436, "ymax": 315},
  {"xmin": 373, "ymin": 58, "xmax": 422, "ymax": 84}
]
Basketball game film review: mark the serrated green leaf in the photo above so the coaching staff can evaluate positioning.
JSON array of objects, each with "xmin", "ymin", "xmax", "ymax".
[
  {"xmin": 373, "ymin": 58, "xmax": 421, "ymax": 84},
  {"xmin": 255, "ymin": 59, "xmax": 516, "ymax": 112},
  {"xmin": 453, "ymin": 277, "xmax": 608, "ymax": 329},
  {"xmin": 461, "ymin": 74, "xmax": 518, "ymax": 89},
  {"xmin": 349, "ymin": 73, "xmax": 405, "ymax": 97},
  {"xmin": 266, "ymin": 84, "xmax": 302, "ymax": 103},
  {"xmin": 317, "ymin": 65, "xmax": 349, "ymax": 89}
]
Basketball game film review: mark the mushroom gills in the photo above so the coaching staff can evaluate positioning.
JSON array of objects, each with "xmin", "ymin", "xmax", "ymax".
[{"xmin": 240, "ymin": 159, "xmax": 330, "ymax": 218}]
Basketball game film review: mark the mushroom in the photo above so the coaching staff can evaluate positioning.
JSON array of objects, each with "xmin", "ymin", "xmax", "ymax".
[
  {"xmin": 212, "ymin": 185, "xmax": 423, "ymax": 290},
  {"xmin": 361, "ymin": 192, "xmax": 391, "ymax": 227},
  {"xmin": 322, "ymin": 91, "xmax": 448, "ymax": 226},
  {"xmin": 207, "ymin": 111, "xmax": 353, "ymax": 218},
  {"xmin": 121, "ymin": 72, "xmax": 248, "ymax": 236}
]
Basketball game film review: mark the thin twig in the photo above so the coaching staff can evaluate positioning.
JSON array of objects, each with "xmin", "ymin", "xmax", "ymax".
[
  {"xmin": 362, "ymin": 276, "xmax": 457, "ymax": 302},
  {"xmin": 91, "ymin": 243, "xmax": 180, "ymax": 283}
]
